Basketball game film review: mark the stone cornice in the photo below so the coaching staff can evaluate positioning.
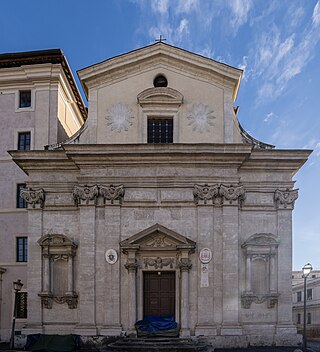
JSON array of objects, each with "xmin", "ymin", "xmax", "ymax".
[
  {"xmin": 240, "ymin": 149, "xmax": 311, "ymax": 175},
  {"xmin": 8, "ymin": 150, "xmax": 79, "ymax": 175},
  {"xmin": 78, "ymin": 42, "xmax": 242, "ymax": 100},
  {"xmin": 63, "ymin": 144, "xmax": 251, "ymax": 168},
  {"xmin": 9, "ymin": 145, "xmax": 310, "ymax": 178}
]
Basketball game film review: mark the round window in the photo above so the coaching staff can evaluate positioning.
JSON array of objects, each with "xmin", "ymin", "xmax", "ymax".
[{"xmin": 153, "ymin": 75, "xmax": 168, "ymax": 87}]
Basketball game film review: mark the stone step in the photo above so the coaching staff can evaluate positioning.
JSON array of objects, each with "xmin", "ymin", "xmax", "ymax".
[{"xmin": 105, "ymin": 337, "xmax": 209, "ymax": 352}]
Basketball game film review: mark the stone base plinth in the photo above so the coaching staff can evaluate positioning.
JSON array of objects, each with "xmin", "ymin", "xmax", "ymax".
[
  {"xmin": 74, "ymin": 326, "xmax": 97, "ymax": 335},
  {"xmin": 221, "ymin": 325, "xmax": 243, "ymax": 336},
  {"xmin": 179, "ymin": 328, "xmax": 191, "ymax": 337},
  {"xmin": 22, "ymin": 325, "xmax": 44, "ymax": 336},
  {"xmin": 195, "ymin": 324, "xmax": 217, "ymax": 336},
  {"xmin": 100, "ymin": 325, "xmax": 123, "ymax": 336}
]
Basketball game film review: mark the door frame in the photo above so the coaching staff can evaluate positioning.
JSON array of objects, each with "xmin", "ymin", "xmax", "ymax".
[
  {"xmin": 142, "ymin": 270, "xmax": 176, "ymax": 318},
  {"xmin": 137, "ymin": 268, "xmax": 180, "ymax": 324}
]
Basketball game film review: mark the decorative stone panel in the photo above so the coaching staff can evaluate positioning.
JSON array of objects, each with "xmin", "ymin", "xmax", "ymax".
[
  {"xmin": 241, "ymin": 293, "xmax": 279, "ymax": 309},
  {"xmin": 106, "ymin": 103, "xmax": 134, "ymax": 133},
  {"xmin": 144, "ymin": 257, "xmax": 174, "ymax": 269},
  {"xmin": 38, "ymin": 234, "xmax": 78, "ymax": 309},
  {"xmin": 274, "ymin": 188, "xmax": 298, "ymax": 209},
  {"xmin": 20, "ymin": 188, "xmax": 45, "ymax": 208},
  {"xmin": 187, "ymin": 103, "xmax": 216, "ymax": 133},
  {"xmin": 241, "ymin": 233, "xmax": 279, "ymax": 309}
]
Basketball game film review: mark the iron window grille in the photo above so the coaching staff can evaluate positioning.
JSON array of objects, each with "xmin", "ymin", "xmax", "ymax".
[
  {"xmin": 16, "ymin": 292, "xmax": 27, "ymax": 319},
  {"xmin": 147, "ymin": 118, "xmax": 173, "ymax": 144}
]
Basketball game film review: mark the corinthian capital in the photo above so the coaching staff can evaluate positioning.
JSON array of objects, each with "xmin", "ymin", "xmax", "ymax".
[
  {"xmin": 274, "ymin": 188, "xmax": 298, "ymax": 209},
  {"xmin": 220, "ymin": 184, "xmax": 245, "ymax": 206},
  {"xmin": 72, "ymin": 185, "xmax": 99, "ymax": 206},
  {"xmin": 193, "ymin": 184, "xmax": 219, "ymax": 205},
  {"xmin": 100, "ymin": 184, "xmax": 125, "ymax": 205},
  {"xmin": 20, "ymin": 188, "xmax": 45, "ymax": 208},
  {"xmin": 125, "ymin": 261, "xmax": 139, "ymax": 272},
  {"xmin": 178, "ymin": 258, "xmax": 192, "ymax": 272}
]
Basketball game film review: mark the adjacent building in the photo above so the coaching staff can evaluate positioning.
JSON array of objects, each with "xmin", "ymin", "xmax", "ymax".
[
  {"xmin": 0, "ymin": 49, "xmax": 86, "ymax": 342},
  {"xmin": 1, "ymin": 42, "xmax": 311, "ymax": 348},
  {"xmin": 292, "ymin": 271, "xmax": 320, "ymax": 337}
]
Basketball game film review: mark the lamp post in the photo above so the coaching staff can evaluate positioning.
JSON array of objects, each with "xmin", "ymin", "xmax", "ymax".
[
  {"xmin": 9, "ymin": 279, "xmax": 23, "ymax": 350},
  {"xmin": 302, "ymin": 263, "xmax": 312, "ymax": 352}
]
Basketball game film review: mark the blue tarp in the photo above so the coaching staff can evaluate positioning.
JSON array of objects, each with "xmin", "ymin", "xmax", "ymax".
[{"xmin": 135, "ymin": 315, "xmax": 177, "ymax": 333}]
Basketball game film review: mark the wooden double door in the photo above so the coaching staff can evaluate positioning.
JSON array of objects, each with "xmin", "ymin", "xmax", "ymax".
[{"xmin": 143, "ymin": 271, "xmax": 175, "ymax": 318}]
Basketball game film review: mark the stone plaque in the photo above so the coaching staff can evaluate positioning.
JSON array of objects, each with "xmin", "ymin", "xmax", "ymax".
[
  {"xmin": 199, "ymin": 248, "xmax": 212, "ymax": 264},
  {"xmin": 200, "ymin": 263, "xmax": 209, "ymax": 287},
  {"xmin": 105, "ymin": 249, "xmax": 118, "ymax": 264}
]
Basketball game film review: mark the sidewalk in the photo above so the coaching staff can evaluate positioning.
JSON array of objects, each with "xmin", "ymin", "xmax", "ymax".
[{"xmin": 0, "ymin": 339, "xmax": 320, "ymax": 352}]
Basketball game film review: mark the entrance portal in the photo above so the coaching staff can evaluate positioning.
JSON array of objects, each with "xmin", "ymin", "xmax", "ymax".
[{"xmin": 143, "ymin": 271, "xmax": 175, "ymax": 318}]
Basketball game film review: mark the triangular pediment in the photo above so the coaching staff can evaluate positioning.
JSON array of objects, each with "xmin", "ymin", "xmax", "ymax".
[
  {"xmin": 78, "ymin": 42, "xmax": 242, "ymax": 99},
  {"xmin": 38, "ymin": 234, "xmax": 76, "ymax": 248},
  {"xmin": 120, "ymin": 223, "xmax": 196, "ymax": 251}
]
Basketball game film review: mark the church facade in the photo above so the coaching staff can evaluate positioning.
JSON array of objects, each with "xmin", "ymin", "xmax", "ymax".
[{"xmin": 10, "ymin": 43, "xmax": 310, "ymax": 347}]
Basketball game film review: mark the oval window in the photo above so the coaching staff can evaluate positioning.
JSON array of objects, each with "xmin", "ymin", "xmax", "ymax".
[{"xmin": 153, "ymin": 75, "xmax": 168, "ymax": 87}]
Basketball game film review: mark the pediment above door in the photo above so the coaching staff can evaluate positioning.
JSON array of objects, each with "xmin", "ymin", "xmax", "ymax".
[{"xmin": 120, "ymin": 223, "xmax": 196, "ymax": 252}]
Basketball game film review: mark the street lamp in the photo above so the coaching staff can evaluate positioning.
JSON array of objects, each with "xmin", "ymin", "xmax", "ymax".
[
  {"xmin": 9, "ymin": 279, "xmax": 23, "ymax": 350},
  {"xmin": 302, "ymin": 263, "xmax": 312, "ymax": 352}
]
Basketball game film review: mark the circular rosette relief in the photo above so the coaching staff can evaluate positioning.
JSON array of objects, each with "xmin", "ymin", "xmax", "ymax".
[
  {"xmin": 106, "ymin": 103, "xmax": 134, "ymax": 132},
  {"xmin": 187, "ymin": 103, "xmax": 216, "ymax": 133}
]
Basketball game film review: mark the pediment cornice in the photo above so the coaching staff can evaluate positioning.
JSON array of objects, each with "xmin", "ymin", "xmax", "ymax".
[
  {"xmin": 120, "ymin": 223, "xmax": 196, "ymax": 252},
  {"xmin": 78, "ymin": 43, "xmax": 242, "ymax": 99}
]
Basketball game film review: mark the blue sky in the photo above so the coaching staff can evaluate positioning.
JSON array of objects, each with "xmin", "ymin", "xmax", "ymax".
[{"xmin": 1, "ymin": 0, "xmax": 319, "ymax": 270}]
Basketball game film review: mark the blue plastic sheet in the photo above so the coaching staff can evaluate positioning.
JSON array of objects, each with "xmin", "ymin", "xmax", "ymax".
[{"xmin": 135, "ymin": 315, "xmax": 177, "ymax": 332}]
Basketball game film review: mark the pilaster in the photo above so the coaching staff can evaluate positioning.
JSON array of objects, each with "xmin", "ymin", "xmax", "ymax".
[
  {"xmin": 99, "ymin": 205, "xmax": 123, "ymax": 336},
  {"xmin": 125, "ymin": 254, "xmax": 138, "ymax": 335},
  {"xmin": 195, "ymin": 205, "xmax": 216, "ymax": 336},
  {"xmin": 23, "ymin": 208, "xmax": 44, "ymax": 335},
  {"xmin": 74, "ymin": 203, "xmax": 97, "ymax": 335},
  {"xmin": 178, "ymin": 255, "xmax": 192, "ymax": 337},
  {"xmin": 220, "ymin": 184, "xmax": 244, "ymax": 336}
]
